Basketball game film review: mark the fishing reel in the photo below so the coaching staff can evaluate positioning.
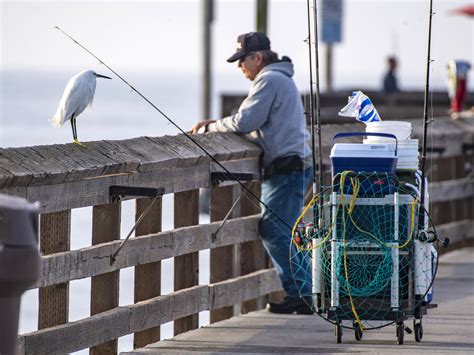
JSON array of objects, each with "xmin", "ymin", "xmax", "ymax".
[
  {"xmin": 293, "ymin": 222, "xmax": 315, "ymax": 249},
  {"xmin": 417, "ymin": 229, "xmax": 450, "ymax": 248},
  {"xmin": 417, "ymin": 230, "xmax": 436, "ymax": 243}
]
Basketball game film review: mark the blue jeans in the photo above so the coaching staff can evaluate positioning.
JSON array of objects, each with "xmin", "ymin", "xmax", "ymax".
[{"xmin": 260, "ymin": 167, "xmax": 313, "ymax": 298}]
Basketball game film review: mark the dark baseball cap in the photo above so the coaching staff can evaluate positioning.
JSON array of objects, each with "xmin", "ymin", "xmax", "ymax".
[{"xmin": 227, "ymin": 32, "xmax": 271, "ymax": 63}]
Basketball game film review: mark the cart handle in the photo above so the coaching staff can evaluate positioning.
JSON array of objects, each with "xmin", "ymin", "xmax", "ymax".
[{"xmin": 332, "ymin": 132, "xmax": 398, "ymax": 156}]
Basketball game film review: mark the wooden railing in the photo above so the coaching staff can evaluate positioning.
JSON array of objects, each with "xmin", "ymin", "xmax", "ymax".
[
  {"xmin": 1, "ymin": 120, "xmax": 473, "ymax": 353},
  {"xmin": 1, "ymin": 133, "xmax": 273, "ymax": 354}
]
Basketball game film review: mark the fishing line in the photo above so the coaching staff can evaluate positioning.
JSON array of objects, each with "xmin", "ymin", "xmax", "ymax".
[{"xmin": 54, "ymin": 26, "xmax": 293, "ymax": 232}]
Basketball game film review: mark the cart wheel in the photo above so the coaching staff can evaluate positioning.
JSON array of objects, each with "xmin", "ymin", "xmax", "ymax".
[
  {"xmin": 397, "ymin": 322, "xmax": 404, "ymax": 345},
  {"xmin": 414, "ymin": 323, "xmax": 423, "ymax": 342},
  {"xmin": 354, "ymin": 322, "xmax": 363, "ymax": 341},
  {"xmin": 335, "ymin": 323, "xmax": 342, "ymax": 344}
]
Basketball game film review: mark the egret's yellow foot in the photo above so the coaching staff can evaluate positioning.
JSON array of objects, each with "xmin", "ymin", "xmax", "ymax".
[{"xmin": 73, "ymin": 139, "xmax": 87, "ymax": 147}]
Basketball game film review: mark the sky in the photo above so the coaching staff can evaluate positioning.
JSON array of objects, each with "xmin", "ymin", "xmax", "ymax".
[{"xmin": 1, "ymin": 0, "xmax": 473, "ymax": 91}]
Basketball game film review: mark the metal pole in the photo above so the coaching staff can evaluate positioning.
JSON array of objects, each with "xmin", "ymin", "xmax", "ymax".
[
  {"xmin": 256, "ymin": 0, "xmax": 268, "ymax": 33},
  {"xmin": 202, "ymin": 0, "xmax": 213, "ymax": 120},
  {"xmin": 325, "ymin": 44, "xmax": 333, "ymax": 92}
]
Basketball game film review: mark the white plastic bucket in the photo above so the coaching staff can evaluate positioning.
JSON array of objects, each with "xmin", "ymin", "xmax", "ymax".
[
  {"xmin": 365, "ymin": 121, "xmax": 412, "ymax": 142},
  {"xmin": 363, "ymin": 137, "xmax": 419, "ymax": 170}
]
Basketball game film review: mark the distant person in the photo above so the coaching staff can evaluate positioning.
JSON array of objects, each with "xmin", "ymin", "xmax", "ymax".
[
  {"xmin": 447, "ymin": 59, "xmax": 471, "ymax": 118},
  {"xmin": 383, "ymin": 56, "xmax": 400, "ymax": 94},
  {"xmin": 190, "ymin": 32, "xmax": 313, "ymax": 314}
]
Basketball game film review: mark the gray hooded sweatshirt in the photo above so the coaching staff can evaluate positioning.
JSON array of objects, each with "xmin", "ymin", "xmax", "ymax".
[{"xmin": 207, "ymin": 61, "xmax": 313, "ymax": 169}]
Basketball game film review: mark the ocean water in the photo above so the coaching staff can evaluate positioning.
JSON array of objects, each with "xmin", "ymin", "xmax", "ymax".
[{"xmin": 0, "ymin": 69, "xmax": 227, "ymax": 353}]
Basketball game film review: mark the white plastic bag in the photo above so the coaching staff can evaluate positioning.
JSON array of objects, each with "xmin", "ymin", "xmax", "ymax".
[{"xmin": 338, "ymin": 90, "xmax": 381, "ymax": 123}]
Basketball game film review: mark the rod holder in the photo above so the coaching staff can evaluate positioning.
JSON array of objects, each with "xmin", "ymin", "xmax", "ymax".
[
  {"xmin": 109, "ymin": 185, "xmax": 165, "ymax": 203},
  {"xmin": 210, "ymin": 172, "xmax": 254, "ymax": 186}
]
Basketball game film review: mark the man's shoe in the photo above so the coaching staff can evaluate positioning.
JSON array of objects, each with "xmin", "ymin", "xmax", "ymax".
[{"xmin": 268, "ymin": 296, "xmax": 313, "ymax": 315}]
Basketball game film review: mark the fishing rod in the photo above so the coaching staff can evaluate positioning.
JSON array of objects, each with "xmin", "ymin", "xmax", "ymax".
[
  {"xmin": 419, "ymin": 0, "xmax": 434, "ymax": 222},
  {"xmin": 305, "ymin": 0, "xmax": 324, "ymax": 229},
  {"xmin": 54, "ymin": 26, "xmax": 293, "ymax": 232},
  {"xmin": 312, "ymin": 0, "xmax": 324, "ymax": 228},
  {"xmin": 305, "ymin": 0, "xmax": 317, "ymax": 196}
]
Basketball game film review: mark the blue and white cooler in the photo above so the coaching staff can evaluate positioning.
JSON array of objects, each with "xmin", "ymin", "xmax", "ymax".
[
  {"xmin": 330, "ymin": 132, "xmax": 399, "ymax": 195},
  {"xmin": 331, "ymin": 132, "xmax": 398, "ymax": 176}
]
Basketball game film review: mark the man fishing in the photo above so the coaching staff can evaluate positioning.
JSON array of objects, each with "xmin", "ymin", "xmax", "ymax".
[{"xmin": 190, "ymin": 32, "xmax": 313, "ymax": 314}]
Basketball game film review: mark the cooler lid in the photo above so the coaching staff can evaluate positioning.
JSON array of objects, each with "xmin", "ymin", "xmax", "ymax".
[{"xmin": 330, "ymin": 143, "xmax": 397, "ymax": 158}]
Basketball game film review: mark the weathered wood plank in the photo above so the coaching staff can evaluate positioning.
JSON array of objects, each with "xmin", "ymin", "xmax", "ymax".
[
  {"xmin": 134, "ymin": 197, "xmax": 163, "ymax": 348},
  {"xmin": 130, "ymin": 286, "xmax": 209, "ymax": 334},
  {"xmin": 38, "ymin": 211, "xmax": 71, "ymax": 330},
  {"xmin": 173, "ymin": 190, "xmax": 199, "ymax": 336},
  {"xmin": 19, "ymin": 307, "xmax": 131, "ymax": 355},
  {"xmin": 31, "ymin": 215, "xmax": 260, "ymax": 288},
  {"xmin": 209, "ymin": 269, "xmax": 281, "ymax": 310},
  {"xmin": 19, "ymin": 269, "xmax": 280, "ymax": 355},
  {"xmin": 436, "ymin": 219, "xmax": 474, "ymax": 250},
  {"xmin": 210, "ymin": 184, "xmax": 235, "ymax": 323},
  {"xmin": 4, "ymin": 158, "xmax": 259, "ymax": 213},
  {"xmin": 0, "ymin": 150, "xmax": 35, "ymax": 187},
  {"xmin": 90, "ymin": 203, "xmax": 121, "ymax": 354},
  {"xmin": 429, "ymin": 177, "xmax": 474, "ymax": 203},
  {"xmin": 0, "ymin": 134, "xmax": 261, "ymax": 189},
  {"xmin": 23, "ymin": 164, "xmax": 211, "ymax": 213},
  {"xmin": 239, "ymin": 181, "xmax": 267, "ymax": 314}
]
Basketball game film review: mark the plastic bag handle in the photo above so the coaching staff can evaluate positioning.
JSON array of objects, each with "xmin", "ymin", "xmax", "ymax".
[{"xmin": 332, "ymin": 132, "xmax": 398, "ymax": 156}]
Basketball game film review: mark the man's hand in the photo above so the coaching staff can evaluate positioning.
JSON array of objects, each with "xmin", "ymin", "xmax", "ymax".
[{"xmin": 189, "ymin": 120, "xmax": 215, "ymax": 134}]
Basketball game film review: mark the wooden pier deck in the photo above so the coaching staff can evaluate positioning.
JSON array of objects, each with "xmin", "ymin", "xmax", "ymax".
[{"xmin": 127, "ymin": 247, "xmax": 474, "ymax": 354}]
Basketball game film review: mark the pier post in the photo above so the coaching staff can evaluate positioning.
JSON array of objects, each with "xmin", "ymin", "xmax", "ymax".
[
  {"xmin": 210, "ymin": 184, "xmax": 235, "ymax": 322},
  {"xmin": 134, "ymin": 197, "xmax": 162, "ymax": 348},
  {"xmin": 38, "ymin": 210, "xmax": 70, "ymax": 330},
  {"xmin": 90, "ymin": 203, "xmax": 121, "ymax": 354},
  {"xmin": 240, "ymin": 182, "xmax": 267, "ymax": 313},
  {"xmin": 174, "ymin": 190, "xmax": 199, "ymax": 335}
]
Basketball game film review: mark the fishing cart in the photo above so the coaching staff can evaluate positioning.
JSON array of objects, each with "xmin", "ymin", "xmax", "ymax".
[
  {"xmin": 290, "ymin": 0, "xmax": 448, "ymax": 346},
  {"xmin": 290, "ymin": 132, "xmax": 446, "ymax": 345}
]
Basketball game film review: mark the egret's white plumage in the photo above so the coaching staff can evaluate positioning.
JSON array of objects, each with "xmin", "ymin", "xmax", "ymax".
[{"xmin": 50, "ymin": 69, "xmax": 111, "ymax": 145}]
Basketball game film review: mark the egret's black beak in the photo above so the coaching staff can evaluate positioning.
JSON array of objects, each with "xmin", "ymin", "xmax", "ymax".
[{"xmin": 95, "ymin": 73, "xmax": 112, "ymax": 79}]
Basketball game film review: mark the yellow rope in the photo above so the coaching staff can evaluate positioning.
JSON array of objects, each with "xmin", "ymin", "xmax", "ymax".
[{"xmin": 339, "ymin": 171, "xmax": 364, "ymax": 331}]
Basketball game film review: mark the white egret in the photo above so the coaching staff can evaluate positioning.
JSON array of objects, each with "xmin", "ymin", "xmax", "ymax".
[{"xmin": 50, "ymin": 69, "xmax": 111, "ymax": 146}]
